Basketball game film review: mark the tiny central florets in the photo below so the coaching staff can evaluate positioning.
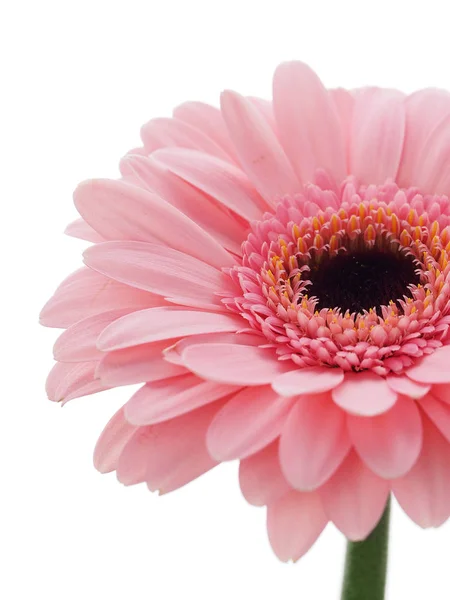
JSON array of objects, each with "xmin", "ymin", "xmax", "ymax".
[{"xmin": 225, "ymin": 178, "xmax": 450, "ymax": 375}]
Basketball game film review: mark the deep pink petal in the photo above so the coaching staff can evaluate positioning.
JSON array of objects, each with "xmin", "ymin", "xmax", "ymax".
[
  {"xmin": 125, "ymin": 375, "xmax": 239, "ymax": 425},
  {"xmin": 267, "ymin": 491, "xmax": 328, "ymax": 562},
  {"xmin": 347, "ymin": 395, "xmax": 423, "ymax": 478},
  {"xmin": 386, "ymin": 374, "xmax": 430, "ymax": 399},
  {"xmin": 279, "ymin": 394, "xmax": 351, "ymax": 491},
  {"xmin": 419, "ymin": 394, "xmax": 450, "ymax": 442},
  {"xmin": 392, "ymin": 415, "xmax": 450, "ymax": 527},
  {"xmin": 239, "ymin": 441, "xmax": 290, "ymax": 507},
  {"xmin": 74, "ymin": 178, "xmax": 234, "ymax": 269},
  {"xmin": 181, "ymin": 343, "xmax": 291, "ymax": 385},
  {"xmin": 40, "ymin": 267, "xmax": 155, "ymax": 329},
  {"xmin": 206, "ymin": 387, "xmax": 295, "ymax": 461},
  {"xmin": 319, "ymin": 451, "xmax": 390, "ymax": 541},
  {"xmin": 84, "ymin": 241, "xmax": 230, "ymax": 311},
  {"xmin": 273, "ymin": 61, "xmax": 346, "ymax": 185},
  {"xmin": 93, "ymin": 407, "xmax": 138, "ymax": 473},
  {"xmin": 350, "ymin": 88, "xmax": 405, "ymax": 184},
  {"xmin": 332, "ymin": 372, "xmax": 398, "ymax": 416},
  {"xmin": 96, "ymin": 341, "xmax": 187, "ymax": 386},
  {"xmin": 220, "ymin": 90, "xmax": 300, "ymax": 204},
  {"xmin": 97, "ymin": 308, "xmax": 243, "ymax": 351},
  {"xmin": 407, "ymin": 346, "xmax": 450, "ymax": 383},
  {"xmin": 272, "ymin": 367, "xmax": 344, "ymax": 397}
]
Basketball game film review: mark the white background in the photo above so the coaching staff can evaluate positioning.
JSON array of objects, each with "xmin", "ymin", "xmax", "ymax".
[{"xmin": 2, "ymin": 1, "xmax": 450, "ymax": 598}]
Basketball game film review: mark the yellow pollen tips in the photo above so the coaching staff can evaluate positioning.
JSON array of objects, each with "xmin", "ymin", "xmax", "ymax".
[
  {"xmin": 348, "ymin": 215, "xmax": 359, "ymax": 232},
  {"xmin": 312, "ymin": 217, "xmax": 321, "ymax": 231},
  {"xmin": 297, "ymin": 237, "xmax": 306, "ymax": 253},
  {"xmin": 364, "ymin": 224, "xmax": 376, "ymax": 242},
  {"xmin": 359, "ymin": 203, "xmax": 367, "ymax": 221},
  {"xmin": 267, "ymin": 270, "xmax": 276, "ymax": 284},
  {"xmin": 292, "ymin": 224, "xmax": 300, "ymax": 239},
  {"xmin": 400, "ymin": 229, "xmax": 410, "ymax": 246},
  {"xmin": 329, "ymin": 235, "xmax": 339, "ymax": 252},
  {"xmin": 407, "ymin": 209, "xmax": 416, "ymax": 225},
  {"xmin": 390, "ymin": 214, "xmax": 400, "ymax": 236},
  {"xmin": 330, "ymin": 214, "xmax": 340, "ymax": 233},
  {"xmin": 338, "ymin": 208, "xmax": 347, "ymax": 220},
  {"xmin": 314, "ymin": 233, "xmax": 323, "ymax": 248},
  {"xmin": 376, "ymin": 207, "xmax": 384, "ymax": 224}
]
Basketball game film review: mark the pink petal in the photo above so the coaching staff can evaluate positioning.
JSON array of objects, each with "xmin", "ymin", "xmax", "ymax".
[
  {"xmin": 347, "ymin": 395, "xmax": 423, "ymax": 478},
  {"xmin": 153, "ymin": 147, "xmax": 267, "ymax": 220},
  {"xmin": 272, "ymin": 367, "xmax": 344, "ymax": 397},
  {"xmin": 46, "ymin": 361, "xmax": 108, "ymax": 404},
  {"xmin": 96, "ymin": 341, "xmax": 187, "ymax": 386},
  {"xmin": 220, "ymin": 90, "xmax": 300, "ymax": 204},
  {"xmin": 332, "ymin": 372, "xmax": 398, "ymax": 416},
  {"xmin": 239, "ymin": 441, "xmax": 291, "ymax": 507},
  {"xmin": 419, "ymin": 394, "xmax": 450, "ymax": 442},
  {"xmin": 120, "ymin": 155, "xmax": 245, "ymax": 255},
  {"xmin": 272, "ymin": 61, "xmax": 346, "ymax": 185},
  {"xmin": 430, "ymin": 384, "xmax": 450, "ymax": 404},
  {"xmin": 93, "ymin": 407, "xmax": 138, "ymax": 473},
  {"xmin": 64, "ymin": 218, "xmax": 104, "ymax": 243},
  {"xmin": 413, "ymin": 113, "xmax": 450, "ymax": 195},
  {"xmin": 97, "ymin": 308, "xmax": 242, "ymax": 351},
  {"xmin": 206, "ymin": 386, "xmax": 295, "ymax": 461},
  {"xmin": 173, "ymin": 101, "xmax": 238, "ymax": 162},
  {"xmin": 350, "ymin": 88, "xmax": 405, "ymax": 184},
  {"xmin": 125, "ymin": 375, "xmax": 239, "ymax": 425},
  {"xmin": 140, "ymin": 116, "xmax": 231, "ymax": 162},
  {"xmin": 392, "ymin": 415, "xmax": 450, "ymax": 527},
  {"xmin": 40, "ymin": 268, "xmax": 155, "ymax": 329},
  {"xmin": 279, "ymin": 394, "xmax": 351, "ymax": 491},
  {"xmin": 319, "ymin": 451, "xmax": 390, "ymax": 541},
  {"xmin": 119, "ymin": 400, "xmax": 226, "ymax": 493},
  {"xmin": 181, "ymin": 343, "xmax": 290, "ymax": 385},
  {"xmin": 386, "ymin": 374, "xmax": 430, "ymax": 399},
  {"xmin": 398, "ymin": 88, "xmax": 450, "ymax": 188},
  {"xmin": 407, "ymin": 346, "xmax": 450, "ymax": 383},
  {"xmin": 330, "ymin": 87, "xmax": 355, "ymax": 171},
  {"xmin": 84, "ymin": 241, "xmax": 229, "ymax": 311},
  {"xmin": 53, "ymin": 309, "xmax": 130, "ymax": 362},
  {"xmin": 267, "ymin": 491, "xmax": 328, "ymax": 562},
  {"xmin": 74, "ymin": 178, "xmax": 234, "ymax": 269}
]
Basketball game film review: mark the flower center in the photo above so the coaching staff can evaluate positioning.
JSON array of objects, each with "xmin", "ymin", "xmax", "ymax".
[{"xmin": 306, "ymin": 248, "xmax": 420, "ymax": 316}]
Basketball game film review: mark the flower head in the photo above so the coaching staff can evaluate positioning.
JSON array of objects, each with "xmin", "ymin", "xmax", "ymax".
[{"xmin": 41, "ymin": 61, "xmax": 450, "ymax": 562}]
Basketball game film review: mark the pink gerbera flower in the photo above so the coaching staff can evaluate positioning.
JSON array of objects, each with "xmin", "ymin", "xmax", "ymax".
[{"xmin": 41, "ymin": 61, "xmax": 450, "ymax": 563}]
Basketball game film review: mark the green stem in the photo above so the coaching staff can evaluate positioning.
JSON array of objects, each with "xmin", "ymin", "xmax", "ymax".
[{"xmin": 340, "ymin": 498, "xmax": 391, "ymax": 600}]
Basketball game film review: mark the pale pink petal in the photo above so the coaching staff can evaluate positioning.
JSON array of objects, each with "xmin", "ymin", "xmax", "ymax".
[
  {"xmin": 46, "ymin": 361, "xmax": 108, "ymax": 404},
  {"xmin": 267, "ymin": 491, "xmax": 328, "ymax": 562},
  {"xmin": 140, "ymin": 117, "xmax": 231, "ymax": 162},
  {"xmin": 412, "ymin": 113, "xmax": 450, "ymax": 195},
  {"xmin": 248, "ymin": 97, "xmax": 278, "ymax": 133},
  {"xmin": 206, "ymin": 386, "xmax": 295, "ymax": 461},
  {"xmin": 93, "ymin": 407, "xmax": 138, "ymax": 473},
  {"xmin": 220, "ymin": 90, "xmax": 300, "ymax": 204},
  {"xmin": 119, "ymin": 400, "xmax": 226, "ymax": 493},
  {"xmin": 64, "ymin": 218, "xmax": 104, "ymax": 243},
  {"xmin": 84, "ymin": 241, "xmax": 230, "ymax": 311},
  {"xmin": 125, "ymin": 375, "xmax": 239, "ymax": 425},
  {"xmin": 153, "ymin": 147, "xmax": 267, "ymax": 220},
  {"xmin": 332, "ymin": 372, "xmax": 398, "ymax": 416},
  {"xmin": 74, "ymin": 178, "xmax": 234, "ymax": 269},
  {"xmin": 347, "ymin": 395, "xmax": 423, "ymax": 478},
  {"xmin": 279, "ymin": 394, "xmax": 351, "ymax": 491},
  {"xmin": 398, "ymin": 88, "xmax": 450, "ymax": 188},
  {"xmin": 173, "ymin": 101, "xmax": 239, "ymax": 162},
  {"xmin": 181, "ymin": 343, "xmax": 291, "ymax": 385},
  {"xmin": 239, "ymin": 441, "xmax": 290, "ymax": 507},
  {"xmin": 97, "ymin": 308, "xmax": 243, "ymax": 351},
  {"xmin": 350, "ymin": 88, "xmax": 405, "ymax": 184},
  {"xmin": 407, "ymin": 346, "xmax": 450, "ymax": 383},
  {"xmin": 386, "ymin": 374, "xmax": 430, "ymax": 399},
  {"xmin": 419, "ymin": 394, "xmax": 450, "ymax": 442},
  {"xmin": 120, "ymin": 155, "xmax": 245, "ymax": 255},
  {"xmin": 330, "ymin": 88, "xmax": 354, "ymax": 171},
  {"xmin": 319, "ymin": 451, "xmax": 390, "ymax": 541},
  {"xmin": 53, "ymin": 309, "xmax": 130, "ymax": 362},
  {"xmin": 392, "ymin": 415, "xmax": 450, "ymax": 527},
  {"xmin": 272, "ymin": 367, "xmax": 344, "ymax": 397},
  {"xmin": 96, "ymin": 341, "xmax": 187, "ymax": 386},
  {"xmin": 273, "ymin": 61, "xmax": 346, "ymax": 185},
  {"xmin": 40, "ymin": 268, "xmax": 155, "ymax": 329}
]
